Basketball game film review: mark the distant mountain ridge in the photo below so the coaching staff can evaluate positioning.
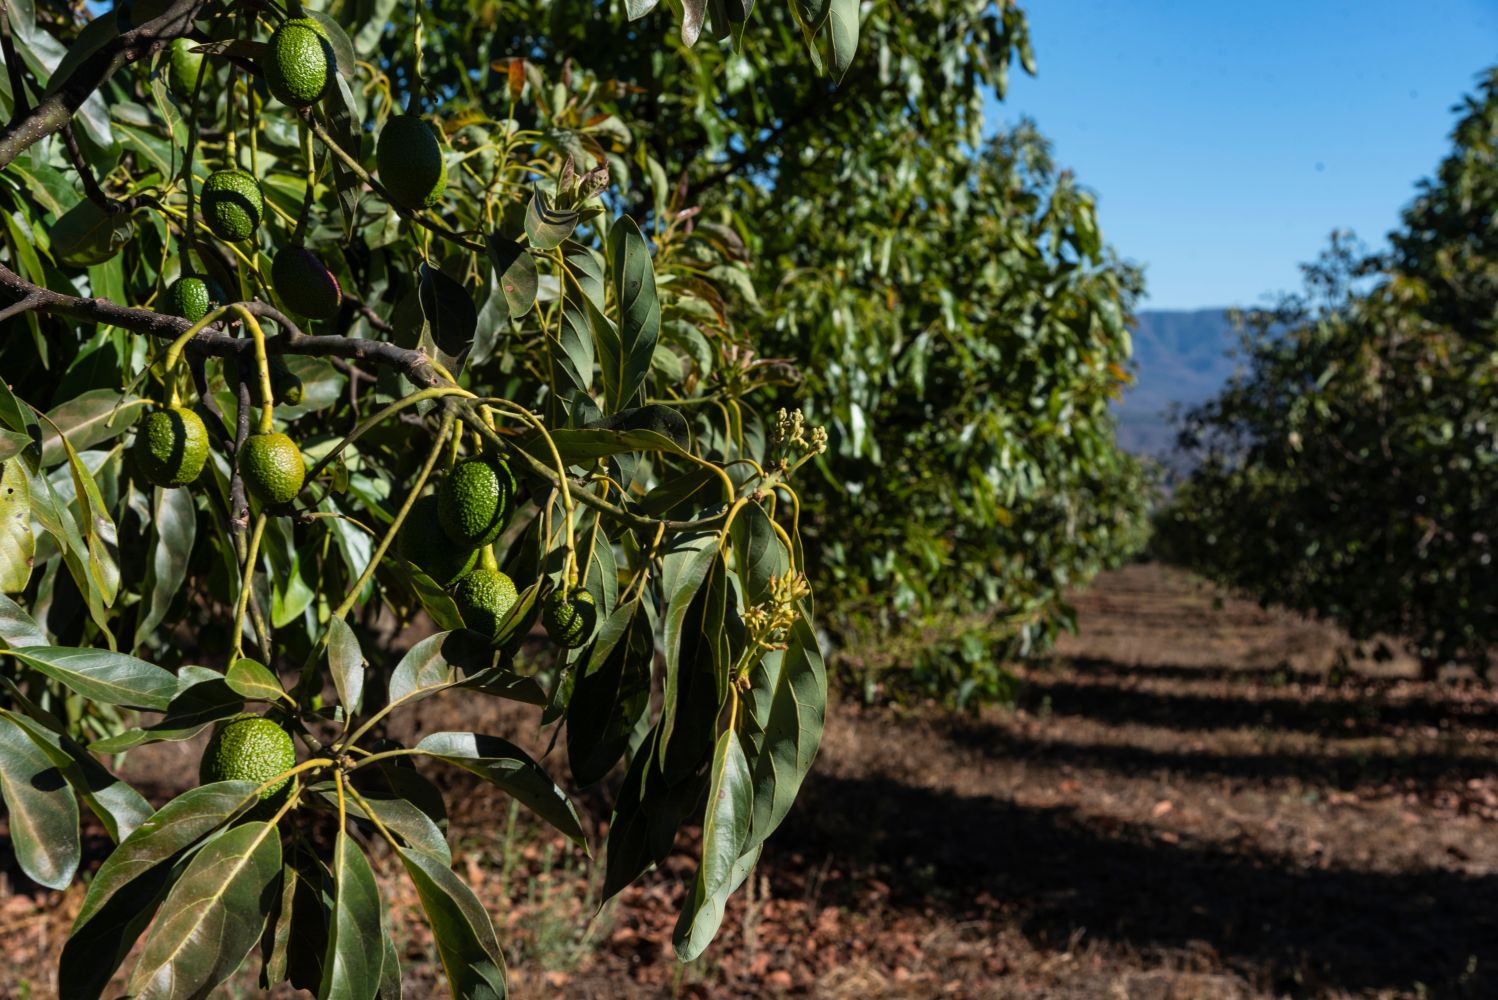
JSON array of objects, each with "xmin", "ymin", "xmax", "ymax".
[{"xmin": 1115, "ymin": 308, "xmax": 1241, "ymax": 457}]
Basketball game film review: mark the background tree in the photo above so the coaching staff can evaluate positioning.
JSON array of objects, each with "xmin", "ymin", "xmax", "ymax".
[
  {"xmin": 1157, "ymin": 68, "xmax": 1498, "ymax": 677},
  {"xmin": 412, "ymin": 0, "xmax": 1152, "ymax": 704}
]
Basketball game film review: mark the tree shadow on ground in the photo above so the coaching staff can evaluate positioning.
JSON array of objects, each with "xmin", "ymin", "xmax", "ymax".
[
  {"xmin": 1017, "ymin": 659, "xmax": 1498, "ymax": 737},
  {"xmin": 941, "ymin": 718, "xmax": 1498, "ymax": 792},
  {"xmin": 770, "ymin": 771, "xmax": 1497, "ymax": 998}
]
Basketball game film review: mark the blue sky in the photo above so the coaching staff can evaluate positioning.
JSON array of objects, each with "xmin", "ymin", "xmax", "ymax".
[{"xmin": 987, "ymin": 0, "xmax": 1498, "ymax": 310}]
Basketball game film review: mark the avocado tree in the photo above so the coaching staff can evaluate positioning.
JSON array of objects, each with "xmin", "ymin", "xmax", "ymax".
[
  {"xmin": 1158, "ymin": 68, "xmax": 1498, "ymax": 677},
  {"xmin": 402, "ymin": 0, "xmax": 1152, "ymax": 705},
  {"xmin": 0, "ymin": 0, "xmax": 839, "ymax": 994}
]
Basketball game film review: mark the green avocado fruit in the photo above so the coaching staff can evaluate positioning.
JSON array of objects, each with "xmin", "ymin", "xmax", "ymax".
[
  {"xmin": 167, "ymin": 38, "xmax": 205, "ymax": 103},
  {"xmin": 543, "ymin": 588, "xmax": 597, "ymax": 649},
  {"xmin": 452, "ymin": 568, "xmax": 518, "ymax": 640},
  {"xmin": 271, "ymin": 245, "xmax": 342, "ymax": 319},
  {"xmin": 239, "ymin": 431, "xmax": 305, "ymax": 505},
  {"xmin": 376, "ymin": 115, "xmax": 448, "ymax": 209},
  {"xmin": 437, "ymin": 455, "xmax": 517, "ymax": 546},
  {"xmin": 199, "ymin": 715, "xmax": 296, "ymax": 799},
  {"xmin": 398, "ymin": 494, "xmax": 479, "ymax": 586},
  {"xmin": 164, "ymin": 275, "xmax": 212, "ymax": 323},
  {"xmin": 134, "ymin": 406, "xmax": 210, "ymax": 488},
  {"xmin": 202, "ymin": 168, "xmax": 263, "ymax": 242},
  {"xmin": 263, "ymin": 18, "xmax": 332, "ymax": 107}
]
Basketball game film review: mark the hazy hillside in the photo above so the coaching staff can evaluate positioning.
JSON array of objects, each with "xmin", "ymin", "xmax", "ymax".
[{"xmin": 1116, "ymin": 308, "xmax": 1240, "ymax": 456}]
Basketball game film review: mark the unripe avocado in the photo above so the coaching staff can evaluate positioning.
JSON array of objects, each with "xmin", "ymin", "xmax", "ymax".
[
  {"xmin": 199, "ymin": 715, "xmax": 296, "ymax": 799},
  {"xmin": 239, "ymin": 432, "xmax": 305, "ymax": 505},
  {"xmin": 271, "ymin": 245, "xmax": 342, "ymax": 320},
  {"xmin": 164, "ymin": 275, "xmax": 212, "ymax": 323},
  {"xmin": 451, "ymin": 567, "xmax": 517, "ymax": 640},
  {"xmin": 398, "ymin": 494, "xmax": 479, "ymax": 586},
  {"xmin": 437, "ymin": 455, "xmax": 517, "ymax": 546},
  {"xmin": 133, "ymin": 406, "xmax": 210, "ymax": 488},
  {"xmin": 543, "ymin": 588, "xmax": 597, "ymax": 649},
  {"xmin": 202, "ymin": 169, "xmax": 263, "ymax": 242},
  {"xmin": 167, "ymin": 38, "xmax": 205, "ymax": 103},
  {"xmin": 263, "ymin": 18, "xmax": 332, "ymax": 107},
  {"xmin": 376, "ymin": 115, "xmax": 448, "ymax": 209}
]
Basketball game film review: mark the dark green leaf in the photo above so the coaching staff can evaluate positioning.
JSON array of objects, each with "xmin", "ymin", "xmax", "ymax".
[
  {"xmin": 739, "ymin": 610, "xmax": 826, "ymax": 852},
  {"xmin": 416, "ymin": 731, "xmax": 586, "ymax": 848},
  {"xmin": 328, "ymin": 616, "xmax": 365, "ymax": 715},
  {"xmin": 226, "ymin": 656, "xmax": 285, "ymax": 702},
  {"xmin": 601, "ymin": 216, "xmax": 660, "ymax": 413},
  {"xmin": 567, "ymin": 601, "xmax": 651, "ymax": 787},
  {"xmin": 50, "ymin": 199, "xmax": 135, "ymax": 266},
  {"xmin": 524, "ymin": 188, "xmax": 579, "ymax": 250},
  {"xmin": 387, "ymin": 629, "xmax": 493, "ymax": 705},
  {"xmin": 0, "ymin": 593, "xmax": 44, "ymax": 647},
  {"xmin": 318, "ymin": 783, "xmax": 451, "ymax": 864},
  {"xmin": 126, "ymin": 821, "xmax": 284, "ymax": 999},
  {"xmin": 601, "ymin": 727, "xmax": 707, "ymax": 902},
  {"xmin": 8, "ymin": 645, "xmax": 177, "ymax": 709},
  {"xmin": 419, "ymin": 263, "xmax": 478, "ymax": 366},
  {"xmin": 486, "ymin": 234, "xmax": 538, "ymax": 318},
  {"xmin": 0, "ymin": 708, "xmax": 151, "ymax": 841},
  {"xmin": 136, "ymin": 484, "xmax": 196, "ymax": 646},
  {"xmin": 657, "ymin": 533, "xmax": 722, "ymax": 764},
  {"xmin": 90, "ymin": 667, "xmax": 243, "ymax": 753},
  {"xmin": 672, "ymin": 728, "xmax": 752, "ymax": 960},
  {"xmin": 397, "ymin": 847, "xmax": 508, "ymax": 999},
  {"xmin": 320, "ymin": 815, "xmax": 384, "ymax": 1000},
  {"xmin": 61, "ymin": 781, "xmax": 261, "ymax": 999},
  {"xmin": 261, "ymin": 845, "xmax": 332, "ymax": 993},
  {"xmin": 0, "ymin": 714, "xmax": 79, "ymax": 888}
]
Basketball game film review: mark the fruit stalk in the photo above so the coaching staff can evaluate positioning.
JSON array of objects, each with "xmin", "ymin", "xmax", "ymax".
[
  {"xmin": 231, "ymin": 512, "xmax": 267, "ymax": 660},
  {"xmin": 230, "ymin": 304, "xmax": 276, "ymax": 433}
]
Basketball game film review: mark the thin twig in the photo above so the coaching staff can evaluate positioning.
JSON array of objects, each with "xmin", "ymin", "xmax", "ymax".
[
  {"xmin": 61, "ymin": 121, "xmax": 155, "ymax": 213},
  {"xmin": 230, "ymin": 370, "xmax": 252, "ymax": 534}
]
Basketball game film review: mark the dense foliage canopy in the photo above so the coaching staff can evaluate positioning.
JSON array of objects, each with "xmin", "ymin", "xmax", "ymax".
[
  {"xmin": 438, "ymin": 0, "xmax": 1152, "ymax": 703},
  {"xmin": 1158, "ymin": 68, "xmax": 1498, "ymax": 676}
]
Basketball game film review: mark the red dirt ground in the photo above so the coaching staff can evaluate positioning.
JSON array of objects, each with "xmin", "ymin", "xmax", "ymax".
[{"xmin": 4, "ymin": 563, "xmax": 1497, "ymax": 998}]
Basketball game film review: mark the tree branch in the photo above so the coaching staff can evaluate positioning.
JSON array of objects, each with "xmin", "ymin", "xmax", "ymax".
[
  {"xmin": 0, "ymin": 0, "xmax": 205, "ymax": 169},
  {"xmin": 0, "ymin": 261, "xmax": 445, "ymax": 394}
]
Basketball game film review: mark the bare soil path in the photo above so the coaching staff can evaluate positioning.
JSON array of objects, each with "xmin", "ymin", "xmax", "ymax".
[{"xmin": 4, "ymin": 563, "xmax": 1496, "ymax": 998}]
